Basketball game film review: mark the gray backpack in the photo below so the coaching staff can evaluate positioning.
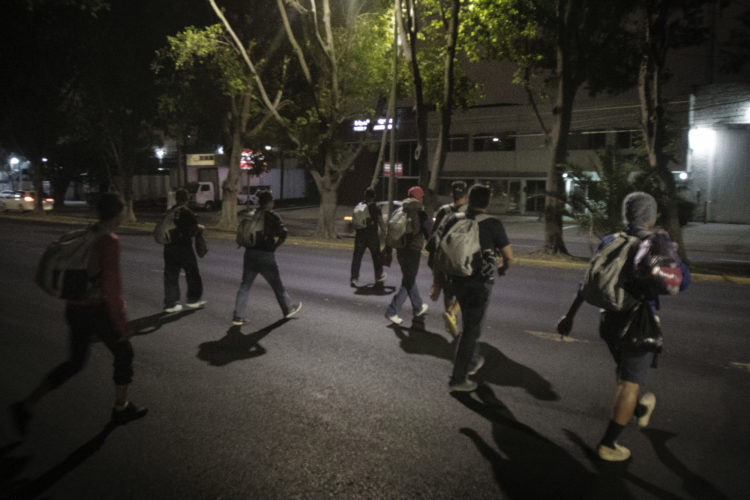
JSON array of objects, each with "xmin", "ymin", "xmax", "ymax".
[
  {"xmin": 386, "ymin": 205, "xmax": 419, "ymax": 248},
  {"xmin": 434, "ymin": 213, "xmax": 489, "ymax": 277},
  {"xmin": 35, "ymin": 226, "xmax": 102, "ymax": 299},
  {"xmin": 580, "ymin": 232, "xmax": 641, "ymax": 311},
  {"xmin": 153, "ymin": 207, "xmax": 178, "ymax": 244},
  {"xmin": 236, "ymin": 209, "xmax": 265, "ymax": 247}
]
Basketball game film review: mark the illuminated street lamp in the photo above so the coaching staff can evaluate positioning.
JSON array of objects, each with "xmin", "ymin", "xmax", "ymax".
[{"xmin": 155, "ymin": 147, "xmax": 166, "ymax": 170}]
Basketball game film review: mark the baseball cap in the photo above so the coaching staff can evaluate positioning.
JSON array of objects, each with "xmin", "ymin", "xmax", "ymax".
[{"xmin": 407, "ymin": 186, "xmax": 424, "ymax": 200}]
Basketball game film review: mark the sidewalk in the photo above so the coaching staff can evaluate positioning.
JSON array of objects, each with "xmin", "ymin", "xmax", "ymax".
[{"xmin": 2, "ymin": 203, "xmax": 749, "ymax": 282}]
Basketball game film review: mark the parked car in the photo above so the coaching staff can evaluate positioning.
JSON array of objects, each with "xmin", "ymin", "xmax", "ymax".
[{"xmin": 0, "ymin": 190, "xmax": 53, "ymax": 212}]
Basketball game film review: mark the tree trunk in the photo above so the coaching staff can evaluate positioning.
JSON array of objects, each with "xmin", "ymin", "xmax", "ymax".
[
  {"xmin": 311, "ymin": 163, "xmax": 343, "ymax": 239},
  {"xmin": 543, "ymin": 0, "xmax": 577, "ymax": 255},
  {"xmin": 424, "ymin": 0, "xmax": 461, "ymax": 216},
  {"xmin": 120, "ymin": 166, "xmax": 136, "ymax": 224},
  {"xmin": 32, "ymin": 159, "xmax": 45, "ymax": 214},
  {"xmin": 638, "ymin": 4, "xmax": 688, "ymax": 262}
]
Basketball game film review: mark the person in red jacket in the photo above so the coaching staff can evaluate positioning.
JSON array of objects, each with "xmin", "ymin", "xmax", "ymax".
[{"xmin": 10, "ymin": 192, "xmax": 147, "ymax": 436}]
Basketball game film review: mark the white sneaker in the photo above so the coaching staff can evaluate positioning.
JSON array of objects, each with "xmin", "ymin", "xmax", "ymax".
[
  {"xmin": 449, "ymin": 379, "xmax": 478, "ymax": 392},
  {"xmin": 164, "ymin": 304, "xmax": 183, "ymax": 313},
  {"xmin": 386, "ymin": 314, "xmax": 403, "ymax": 325},
  {"xmin": 376, "ymin": 272, "xmax": 387, "ymax": 282},
  {"xmin": 637, "ymin": 392, "xmax": 656, "ymax": 427},
  {"xmin": 597, "ymin": 442, "xmax": 631, "ymax": 462},
  {"xmin": 415, "ymin": 303, "xmax": 429, "ymax": 317},
  {"xmin": 285, "ymin": 302, "xmax": 302, "ymax": 319},
  {"xmin": 350, "ymin": 279, "xmax": 359, "ymax": 288},
  {"xmin": 186, "ymin": 300, "xmax": 206, "ymax": 309},
  {"xmin": 468, "ymin": 356, "xmax": 485, "ymax": 376}
]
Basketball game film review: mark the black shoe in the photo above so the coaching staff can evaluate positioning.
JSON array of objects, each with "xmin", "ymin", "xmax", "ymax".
[
  {"xmin": 10, "ymin": 401, "xmax": 31, "ymax": 436},
  {"xmin": 111, "ymin": 402, "xmax": 148, "ymax": 425}
]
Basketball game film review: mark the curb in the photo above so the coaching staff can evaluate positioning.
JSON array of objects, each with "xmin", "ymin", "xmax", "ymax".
[{"xmin": 3, "ymin": 212, "xmax": 749, "ymax": 285}]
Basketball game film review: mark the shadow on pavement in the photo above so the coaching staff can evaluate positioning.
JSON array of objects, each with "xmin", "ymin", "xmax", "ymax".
[
  {"xmin": 564, "ymin": 428, "xmax": 685, "ymax": 500},
  {"xmin": 454, "ymin": 385, "xmax": 599, "ymax": 499},
  {"xmin": 131, "ymin": 309, "xmax": 198, "ymax": 336},
  {"xmin": 197, "ymin": 319, "xmax": 288, "ymax": 366},
  {"xmin": 2, "ymin": 422, "xmax": 117, "ymax": 500},
  {"xmin": 641, "ymin": 429, "xmax": 728, "ymax": 500},
  {"xmin": 392, "ymin": 326, "xmax": 558, "ymax": 401},
  {"xmin": 353, "ymin": 283, "xmax": 395, "ymax": 296}
]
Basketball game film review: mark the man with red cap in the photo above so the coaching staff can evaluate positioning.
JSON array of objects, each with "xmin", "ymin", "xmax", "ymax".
[{"xmin": 385, "ymin": 185, "xmax": 431, "ymax": 325}]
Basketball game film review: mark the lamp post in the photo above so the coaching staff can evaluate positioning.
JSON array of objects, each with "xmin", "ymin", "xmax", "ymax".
[{"xmin": 387, "ymin": 0, "xmax": 401, "ymax": 215}]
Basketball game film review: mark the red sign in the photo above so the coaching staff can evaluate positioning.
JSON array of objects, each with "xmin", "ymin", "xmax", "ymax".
[
  {"xmin": 240, "ymin": 148, "xmax": 267, "ymax": 170},
  {"xmin": 383, "ymin": 162, "xmax": 403, "ymax": 177}
]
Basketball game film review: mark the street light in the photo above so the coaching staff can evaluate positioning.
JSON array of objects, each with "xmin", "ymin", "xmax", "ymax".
[{"xmin": 155, "ymin": 147, "xmax": 166, "ymax": 171}]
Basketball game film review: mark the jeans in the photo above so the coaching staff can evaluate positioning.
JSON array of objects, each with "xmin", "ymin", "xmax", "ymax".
[
  {"xmin": 350, "ymin": 228, "xmax": 383, "ymax": 281},
  {"xmin": 233, "ymin": 248, "xmax": 292, "ymax": 319},
  {"xmin": 386, "ymin": 249, "xmax": 424, "ymax": 317},
  {"xmin": 164, "ymin": 243, "xmax": 203, "ymax": 307},
  {"xmin": 45, "ymin": 304, "xmax": 134, "ymax": 388},
  {"xmin": 450, "ymin": 277, "xmax": 493, "ymax": 384}
]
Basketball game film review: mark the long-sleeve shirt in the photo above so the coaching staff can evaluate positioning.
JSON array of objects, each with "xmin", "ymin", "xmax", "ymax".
[{"xmin": 67, "ymin": 232, "xmax": 131, "ymax": 338}]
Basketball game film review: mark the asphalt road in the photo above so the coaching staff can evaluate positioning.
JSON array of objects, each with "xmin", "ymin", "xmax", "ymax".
[{"xmin": 1, "ymin": 219, "xmax": 749, "ymax": 499}]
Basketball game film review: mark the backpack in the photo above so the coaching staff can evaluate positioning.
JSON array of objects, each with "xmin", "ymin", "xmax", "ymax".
[
  {"xmin": 35, "ymin": 226, "xmax": 102, "ymax": 299},
  {"xmin": 153, "ymin": 207, "xmax": 178, "ymax": 244},
  {"xmin": 352, "ymin": 202, "xmax": 370, "ymax": 229},
  {"xmin": 433, "ymin": 213, "xmax": 489, "ymax": 277},
  {"xmin": 426, "ymin": 204, "xmax": 466, "ymax": 258},
  {"xmin": 236, "ymin": 209, "xmax": 265, "ymax": 247},
  {"xmin": 385, "ymin": 205, "xmax": 419, "ymax": 249},
  {"xmin": 634, "ymin": 232, "xmax": 683, "ymax": 295},
  {"xmin": 579, "ymin": 232, "xmax": 641, "ymax": 312}
]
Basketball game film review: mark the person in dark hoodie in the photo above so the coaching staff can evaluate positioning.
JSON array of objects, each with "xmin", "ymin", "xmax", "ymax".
[
  {"xmin": 557, "ymin": 191, "xmax": 690, "ymax": 462},
  {"xmin": 385, "ymin": 186, "xmax": 431, "ymax": 325},
  {"xmin": 10, "ymin": 193, "xmax": 148, "ymax": 436}
]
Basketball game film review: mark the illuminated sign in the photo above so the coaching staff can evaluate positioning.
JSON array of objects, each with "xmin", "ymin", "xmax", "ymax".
[
  {"xmin": 353, "ymin": 118, "xmax": 393, "ymax": 132},
  {"xmin": 383, "ymin": 162, "xmax": 403, "ymax": 177}
]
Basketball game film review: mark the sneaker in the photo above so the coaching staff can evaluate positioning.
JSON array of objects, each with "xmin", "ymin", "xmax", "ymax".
[
  {"xmin": 10, "ymin": 401, "xmax": 31, "ymax": 436},
  {"xmin": 637, "ymin": 392, "xmax": 656, "ymax": 427},
  {"xmin": 386, "ymin": 314, "xmax": 403, "ymax": 325},
  {"xmin": 443, "ymin": 311, "xmax": 459, "ymax": 337},
  {"xmin": 415, "ymin": 303, "xmax": 429, "ymax": 317},
  {"xmin": 186, "ymin": 300, "xmax": 206, "ymax": 309},
  {"xmin": 111, "ymin": 402, "xmax": 148, "ymax": 425},
  {"xmin": 468, "ymin": 356, "xmax": 485, "ymax": 376},
  {"xmin": 232, "ymin": 317, "xmax": 246, "ymax": 326},
  {"xmin": 597, "ymin": 442, "xmax": 631, "ymax": 462},
  {"xmin": 350, "ymin": 279, "xmax": 359, "ymax": 288},
  {"xmin": 449, "ymin": 379, "xmax": 478, "ymax": 392},
  {"xmin": 376, "ymin": 272, "xmax": 387, "ymax": 282},
  {"xmin": 164, "ymin": 304, "xmax": 183, "ymax": 313},
  {"xmin": 285, "ymin": 302, "xmax": 302, "ymax": 319}
]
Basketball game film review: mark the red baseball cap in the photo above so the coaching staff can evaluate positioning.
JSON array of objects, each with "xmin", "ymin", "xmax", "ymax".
[{"xmin": 407, "ymin": 186, "xmax": 424, "ymax": 200}]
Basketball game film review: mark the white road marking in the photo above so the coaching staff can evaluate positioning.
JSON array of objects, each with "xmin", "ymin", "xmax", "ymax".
[
  {"xmin": 525, "ymin": 330, "xmax": 589, "ymax": 343},
  {"xmin": 729, "ymin": 362, "xmax": 750, "ymax": 372}
]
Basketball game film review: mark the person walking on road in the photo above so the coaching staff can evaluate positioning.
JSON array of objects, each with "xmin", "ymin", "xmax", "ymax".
[
  {"xmin": 163, "ymin": 188, "xmax": 204, "ymax": 313},
  {"xmin": 232, "ymin": 190, "xmax": 302, "ymax": 325},
  {"xmin": 385, "ymin": 185, "xmax": 431, "ymax": 325},
  {"xmin": 10, "ymin": 193, "xmax": 148, "ymax": 435},
  {"xmin": 557, "ymin": 191, "xmax": 691, "ymax": 462},
  {"xmin": 443, "ymin": 184, "xmax": 513, "ymax": 392},
  {"xmin": 427, "ymin": 180, "xmax": 468, "ymax": 338},
  {"xmin": 350, "ymin": 187, "xmax": 387, "ymax": 288}
]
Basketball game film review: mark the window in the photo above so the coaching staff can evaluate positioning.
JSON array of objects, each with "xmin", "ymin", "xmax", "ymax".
[
  {"xmin": 568, "ymin": 132, "xmax": 607, "ymax": 150},
  {"xmin": 447, "ymin": 135, "xmax": 469, "ymax": 152},
  {"xmin": 615, "ymin": 130, "xmax": 640, "ymax": 149},
  {"xmin": 472, "ymin": 133, "xmax": 516, "ymax": 151}
]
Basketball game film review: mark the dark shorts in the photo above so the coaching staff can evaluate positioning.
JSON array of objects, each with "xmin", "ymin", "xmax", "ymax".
[{"xmin": 600, "ymin": 310, "xmax": 653, "ymax": 385}]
